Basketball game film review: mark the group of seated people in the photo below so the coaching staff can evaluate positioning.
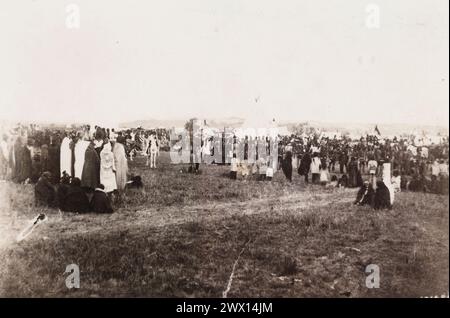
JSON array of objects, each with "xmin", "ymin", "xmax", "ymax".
[
  {"xmin": 34, "ymin": 171, "xmax": 144, "ymax": 213},
  {"xmin": 354, "ymin": 180, "xmax": 393, "ymax": 210},
  {"xmin": 352, "ymin": 165, "xmax": 449, "ymax": 210},
  {"xmin": 387, "ymin": 168, "xmax": 448, "ymax": 195},
  {"xmin": 34, "ymin": 172, "xmax": 114, "ymax": 213},
  {"xmin": 406, "ymin": 172, "xmax": 449, "ymax": 195}
]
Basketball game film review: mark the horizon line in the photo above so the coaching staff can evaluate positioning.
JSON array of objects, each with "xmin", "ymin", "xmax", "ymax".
[{"xmin": 1, "ymin": 117, "xmax": 448, "ymax": 131}]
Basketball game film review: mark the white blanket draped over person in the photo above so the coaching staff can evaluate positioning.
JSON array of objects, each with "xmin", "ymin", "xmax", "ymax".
[
  {"xmin": 100, "ymin": 142, "xmax": 117, "ymax": 192},
  {"xmin": 60, "ymin": 136, "xmax": 71, "ymax": 177},
  {"xmin": 113, "ymin": 140, "xmax": 128, "ymax": 191},
  {"xmin": 310, "ymin": 156, "xmax": 321, "ymax": 174},
  {"xmin": 382, "ymin": 162, "xmax": 395, "ymax": 205},
  {"xmin": 74, "ymin": 139, "xmax": 89, "ymax": 179}
]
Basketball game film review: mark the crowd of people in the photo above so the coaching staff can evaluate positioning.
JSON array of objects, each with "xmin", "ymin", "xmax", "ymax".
[
  {"xmin": 0, "ymin": 124, "xmax": 155, "ymax": 213},
  {"xmin": 280, "ymin": 133, "xmax": 448, "ymax": 192},
  {"xmin": 119, "ymin": 128, "xmax": 169, "ymax": 162},
  {"xmin": 226, "ymin": 131, "xmax": 449, "ymax": 209},
  {"xmin": 0, "ymin": 122, "xmax": 448, "ymax": 213}
]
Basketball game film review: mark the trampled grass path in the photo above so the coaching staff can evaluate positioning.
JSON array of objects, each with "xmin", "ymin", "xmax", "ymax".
[{"xmin": 1, "ymin": 187, "xmax": 357, "ymax": 248}]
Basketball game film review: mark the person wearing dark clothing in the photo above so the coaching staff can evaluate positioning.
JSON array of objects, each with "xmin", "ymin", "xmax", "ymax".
[
  {"xmin": 57, "ymin": 173, "xmax": 71, "ymax": 209},
  {"xmin": 348, "ymin": 157, "xmax": 359, "ymax": 188},
  {"xmin": 40, "ymin": 144, "xmax": 49, "ymax": 176},
  {"xmin": 11, "ymin": 137, "xmax": 23, "ymax": 182},
  {"xmin": 243, "ymin": 137, "xmax": 249, "ymax": 161},
  {"xmin": 354, "ymin": 181, "xmax": 375, "ymax": 206},
  {"xmin": 428, "ymin": 175, "xmax": 440, "ymax": 194},
  {"xmin": 61, "ymin": 178, "xmax": 90, "ymax": 213},
  {"xmin": 330, "ymin": 152, "xmax": 338, "ymax": 172},
  {"xmin": 95, "ymin": 143, "xmax": 103, "ymax": 158},
  {"xmin": 35, "ymin": 171, "xmax": 56, "ymax": 207},
  {"xmin": 298, "ymin": 153, "xmax": 311, "ymax": 183},
  {"xmin": 95, "ymin": 126, "xmax": 106, "ymax": 141},
  {"xmin": 356, "ymin": 171, "xmax": 363, "ymax": 188},
  {"xmin": 48, "ymin": 141, "xmax": 60, "ymax": 184},
  {"xmin": 30, "ymin": 147, "xmax": 41, "ymax": 183},
  {"xmin": 282, "ymin": 151, "xmax": 293, "ymax": 182},
  {"xmin": 91, "ymin": 184, "xmax": 114, "ymax": 214},
  {"xmin": 19, "ymin": 144, "xmax": 33, "ymax": 183},
  {"xmin": 338, "ymin": 174, "xmax": 348, "ymax": 188},
  {"xmin": 81, "ymin": 142, "xmax": 100, "ymax": 190},
  {"xmin": 373, "ymin": 181, "xmax": 392, "ymax": 210},
  {"xmin": 408, "ymin": 174, "xmax": 425, "ymax": 192},
  {"xmin": 339, "ymin": 151, "xmax": 348, "ymax": 174},
  {"xmin": 69, "ymin": 136, "xmax": 77, "ymax": 178}
]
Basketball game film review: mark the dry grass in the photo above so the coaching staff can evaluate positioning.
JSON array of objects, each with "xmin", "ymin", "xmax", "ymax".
[{"xmin": 0, "ymin": 153, "xmax": 448, "ymax": 297}]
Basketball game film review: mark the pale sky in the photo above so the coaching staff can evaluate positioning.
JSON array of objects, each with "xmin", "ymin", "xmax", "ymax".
[{"xmin": 0, "ymin": 0, "xmax": 448, "ymax": 126}]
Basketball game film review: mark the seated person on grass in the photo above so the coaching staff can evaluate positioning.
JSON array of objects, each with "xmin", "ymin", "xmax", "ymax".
[
  {"xmin": 354, "ymin": 180, "xmax": 375, "ymax": 206},
  {"xmin": 61, "ymin": 177, "xmax": 91, "ymax": 213},
  {"xmin": 35, "ymin": 171, "xmax": 56, "ymax": 207},
  {"xmin": 91, "ymin": 184, "xmax": 114, "ymax": 214},
  {"xmin": 373, "ymin": 180, "xmax": 392, "ymax": 210}
]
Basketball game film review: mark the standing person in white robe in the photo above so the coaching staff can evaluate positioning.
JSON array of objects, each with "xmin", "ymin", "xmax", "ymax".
[
  {"xmin": 382, "ymin": 162, "xmax": 395, "ymax": 205},
  {"xmin": 113, "ymin": 138, "xmax": 128, "ymax": 191},
  {"xmin": 60, "ymin": 134, "xmax": 72, "ymax": 178},
  {"xmin": 74, "ymin": 137, "xmax": 90, "ymax": 179},
  {"xmin": 100, "ymin": 142, "xmax": 117, "ymax": 193},
  {"xmin": 147, "ymin": 133, "xmax": 159, "ymax": 168}
]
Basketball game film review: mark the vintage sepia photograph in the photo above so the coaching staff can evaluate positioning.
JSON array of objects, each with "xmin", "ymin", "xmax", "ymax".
[{"xmin": 0, "ymin": 0, "xmax": 448, "ymax": 305}]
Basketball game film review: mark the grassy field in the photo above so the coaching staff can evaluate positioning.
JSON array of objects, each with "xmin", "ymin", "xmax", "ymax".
[{"xmin": 0, "ymin": 152, "xmax": 448, "ymax": 297}]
